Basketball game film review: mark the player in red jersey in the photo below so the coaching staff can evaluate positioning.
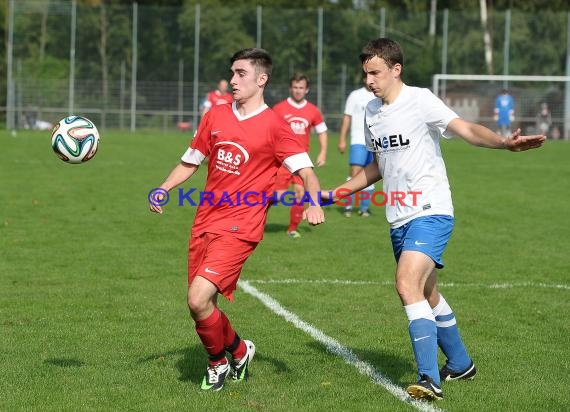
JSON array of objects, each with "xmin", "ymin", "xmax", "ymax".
[
  {"xmin": 201, "ymin": 79, "xmax": 233, "ymax": 116},
  {"xmin": 272, "ymin": 73, "xmax": 328, "ymax": 238},
  {"xmin": 149, "ymin": 48, "xmax": 325, "ymax": 392}
]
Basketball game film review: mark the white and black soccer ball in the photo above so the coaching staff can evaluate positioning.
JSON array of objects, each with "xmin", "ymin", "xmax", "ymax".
[{"xmin": 51, "ymin": 116, "xmax": 100, "ymax": 164}]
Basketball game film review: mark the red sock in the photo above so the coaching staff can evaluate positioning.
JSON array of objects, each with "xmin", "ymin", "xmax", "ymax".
[
  {"xmin": 195, "ymin": 308, "xmax": 226, "ymax": 364},
  {"xmin": 220, "ymin": 311, "xmax": 246, "ymax": 359},
  {"xmin": 232, "ymin": 340, "xmax": 247, "ymax": 360},
  {"xmin": 220, "ymin": 310, "xmax": 236, "ymax": 348},
  {"xmin": 288, "ymin": 203, "xmax": 304, "ymax": 232}
]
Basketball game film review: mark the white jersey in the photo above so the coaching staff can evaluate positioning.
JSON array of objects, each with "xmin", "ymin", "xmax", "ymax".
[
  {"xmin": 344, "ymin": 87, "xmax": 376, "ymax": 145},
  {"xmin": 364, "ymin": 84, "xmax": 459, "ymax": 228}
]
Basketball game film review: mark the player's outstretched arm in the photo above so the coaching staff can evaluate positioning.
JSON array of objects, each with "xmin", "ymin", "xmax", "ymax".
[
  {"xmin": 149, "ymin": 162, "xmax": 199, "ymax": 214},
  {"xmin": 447, "ymin": 118, "xmax": 546, "ymax": 151},
  {"xmin": 296, "ymin": 167, "xmax": 325, "ymax": 226},
  {"xmin": 321, "ymin": 162, "xmax": 382, "ymax": 202}
]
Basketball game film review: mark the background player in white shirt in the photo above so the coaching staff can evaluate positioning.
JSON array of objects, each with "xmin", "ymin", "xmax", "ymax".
[
  {"xmin": 323, "ymin": 37, "xmax": 545, "ymax": 401},
  {"xmin": 338, "ymin": 75, "xmax": 376, "ymax": 217}
]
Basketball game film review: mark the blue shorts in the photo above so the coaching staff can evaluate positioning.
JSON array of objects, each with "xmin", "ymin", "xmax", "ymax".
[
  {"xmin": 390, "ymin": 215, "xmax": 454, "ymax": 269},
  {"xmin": 349, "ymin": 144, "xmax": 374, "ymax": 167}
]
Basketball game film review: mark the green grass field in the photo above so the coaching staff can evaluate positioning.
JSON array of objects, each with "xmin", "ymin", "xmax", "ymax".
[{"xmin": 1, "ymin": 129, "xmax": 569, "ymax": 411}]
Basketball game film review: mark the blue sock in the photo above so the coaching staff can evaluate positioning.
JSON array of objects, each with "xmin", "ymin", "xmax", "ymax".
[
  {"xmin": 405, "ymin": 300, "xmax": 440, "ymax": 385},
  {"xmin": 432, "ymin": 294, "xmax": 471, "ymax": 372}
]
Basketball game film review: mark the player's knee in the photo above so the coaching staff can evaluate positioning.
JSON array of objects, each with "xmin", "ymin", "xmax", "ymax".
[
  {"xmin": 395, "ymin": 278, "xmax": 419, "ymax": 302},
  {"xmin": 187, "ymin": 291, "xmax": 209, "ymax": 317}
]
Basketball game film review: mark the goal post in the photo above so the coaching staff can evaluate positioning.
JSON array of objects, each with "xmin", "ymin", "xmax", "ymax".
[{"xmin": 432, "ymin": 74, "xmax": 570, "ymax": 140}]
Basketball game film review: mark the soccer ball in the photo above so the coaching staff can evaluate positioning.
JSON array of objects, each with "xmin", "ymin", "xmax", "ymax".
[{"xmin": 51, "ymin": 116, "xmax": 100, "ymax": 164}]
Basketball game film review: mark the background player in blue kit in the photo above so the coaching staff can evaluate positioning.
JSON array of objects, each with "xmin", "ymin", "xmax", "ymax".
[{"xmin": 494, "ymin": 89, "xmax": 515, "ymax": 137}]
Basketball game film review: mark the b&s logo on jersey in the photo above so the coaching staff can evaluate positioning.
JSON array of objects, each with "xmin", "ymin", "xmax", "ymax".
[
  {"xmin": 369, "ymin": 134, "xmax": 410, "ymax": 153},
  {"xmin": 287, "ymin": 116, "xmax": 310, "ymax": 135},
  {"xmin": 213, "ymin": 141, "xmax": 250, "ymax": 175}
]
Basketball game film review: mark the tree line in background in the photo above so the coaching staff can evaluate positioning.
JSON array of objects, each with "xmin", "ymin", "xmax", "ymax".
[{"xmin": 1, "ymin": 0, "xmax": 569, "ymax": 124}]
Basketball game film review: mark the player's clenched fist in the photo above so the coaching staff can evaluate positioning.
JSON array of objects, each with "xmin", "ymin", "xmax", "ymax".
[{"xmin": 303, "ymin": 205, "xmax": 325, "ymax": 225}]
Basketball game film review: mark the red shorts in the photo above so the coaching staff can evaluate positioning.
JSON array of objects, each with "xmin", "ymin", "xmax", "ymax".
[
  {"xmin": 274, "ymin": 166, "xmax": 303, "ymax": 191},
  {"xmin": 188, "ymin": 232, "xmax": 258, "ymax": 301}
]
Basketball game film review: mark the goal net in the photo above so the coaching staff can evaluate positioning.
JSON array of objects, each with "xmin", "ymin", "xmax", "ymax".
[{"xmin": 432, "ymin": 74, "xmax": 570, "ymax": 140}]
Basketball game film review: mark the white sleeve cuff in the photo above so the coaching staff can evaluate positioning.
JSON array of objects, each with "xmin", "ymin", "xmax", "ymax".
[
  {"xmin": 283, "ymin": 152, "xmax": 314, "ymax": 173},
  {"xmin": 181, "ymin": 148, "xmax": 206, "ymax": 165},
  {"xmin": 314, "ymin": 122, "xmax": 328, "ymax": 134},
  {"xmin": 442, "ymin": 114, "xmax": 460, "ymax": 140}
]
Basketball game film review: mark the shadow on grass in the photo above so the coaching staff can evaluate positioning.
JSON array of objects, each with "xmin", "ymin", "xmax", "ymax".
[
  {"xmin": 175, "ymin": 346, "xmax": 207, "ymax": 383},
  {"xmin": 264, "ymin": 223, "xmax": 289, "ymax": 233},
  {"xmin": 354, "ymin": 348, "xmax": 415, "ymax": 386},
  {"xmin": 138, "ymin": 346, "xmax": 205, "ymax": 384},
  {"xmin": 140, "ymin": 344, "xmax": 292, "ymax": 384},
  {"xmin": 252, "ymin": 351, "xmax": 291, "ymax": 375},
  {"xmin": 44, "ymin": 358, "xmax": 84, "ymax": 368},
  {"xmin": 264, "ymin": 223, "xmax": 313, "ymax": 235},
  {"xmin": 306, "ymin": 341, "xmax": 413, "ymax": 386}
]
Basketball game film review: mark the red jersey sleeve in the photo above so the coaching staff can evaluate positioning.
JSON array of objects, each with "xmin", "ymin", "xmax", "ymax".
[
  {"xmin": 190, "ymin": 110, "xmax": 212, "ymax": 157},
  {"xmin": 313, "ymin": 107, "xmax": 324, "ymax": 127}
]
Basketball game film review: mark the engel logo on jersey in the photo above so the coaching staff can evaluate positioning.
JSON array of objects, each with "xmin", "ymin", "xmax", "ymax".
[
  {"xmin": 370, "ymin": 134, "xmax": 410, "ymax": 151},
  {"xmin": 213, "ymin": 141, "xmax": 250, "ymax": 175},
  {"xmin": 287, "ymin": 117, "xmax": 310, "ymax": 135}
]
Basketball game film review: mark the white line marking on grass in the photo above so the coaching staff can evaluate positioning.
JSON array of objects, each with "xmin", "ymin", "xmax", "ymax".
[
  {"xmin": 239, "ymin": 280, "xmax": 443, "ymax": 412},
  {"xmin": 247, "ymin": 278, "xmax": 570, "ymax": 290},
  {"xmin": 487, "ymin": 281, "xmax": 570, "ymax": 290}
]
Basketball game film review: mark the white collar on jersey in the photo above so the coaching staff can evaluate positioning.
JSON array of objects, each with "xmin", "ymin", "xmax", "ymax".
[
  {"xmin": 232, "ymin": 101, "xmax": 269, "ymax": 121},
  {"xmin": 286, "ymin": 97, "xmax": 308, "ymax": 109}
]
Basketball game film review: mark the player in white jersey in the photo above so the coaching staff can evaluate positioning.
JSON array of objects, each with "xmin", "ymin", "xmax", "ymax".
[
  {"xmin": 322, "ymin": 38, "xmax": 545, "ymax": 401},
  {"xmin": 338, "ymin": 77, "xmax": 376, "ymax": 217}
]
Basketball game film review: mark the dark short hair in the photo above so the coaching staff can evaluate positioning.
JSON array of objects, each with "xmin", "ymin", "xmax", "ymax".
[
  {"xmin": 289, "ymin": 73, "xmax": 310, "ymax": 88},
  {"xmin": 230, "ymin": 48, "xmax": 273, "ymax": 79},
  {"xmin": 359, "ymin": 38, "xmax": 404, "ymax": 69}
]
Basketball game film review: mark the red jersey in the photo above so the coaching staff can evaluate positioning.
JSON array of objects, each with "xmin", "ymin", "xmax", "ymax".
[
  {"xmin": 203, "ymin": 90, "xmax": 233, "ymax": 109},
  {"xmin": 182, "ymin": 103, "xmax": 312, "ymax": 242},
  {"xmin": 272, "ymin": 97, "xmax": 328, "ymax": 152}
]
